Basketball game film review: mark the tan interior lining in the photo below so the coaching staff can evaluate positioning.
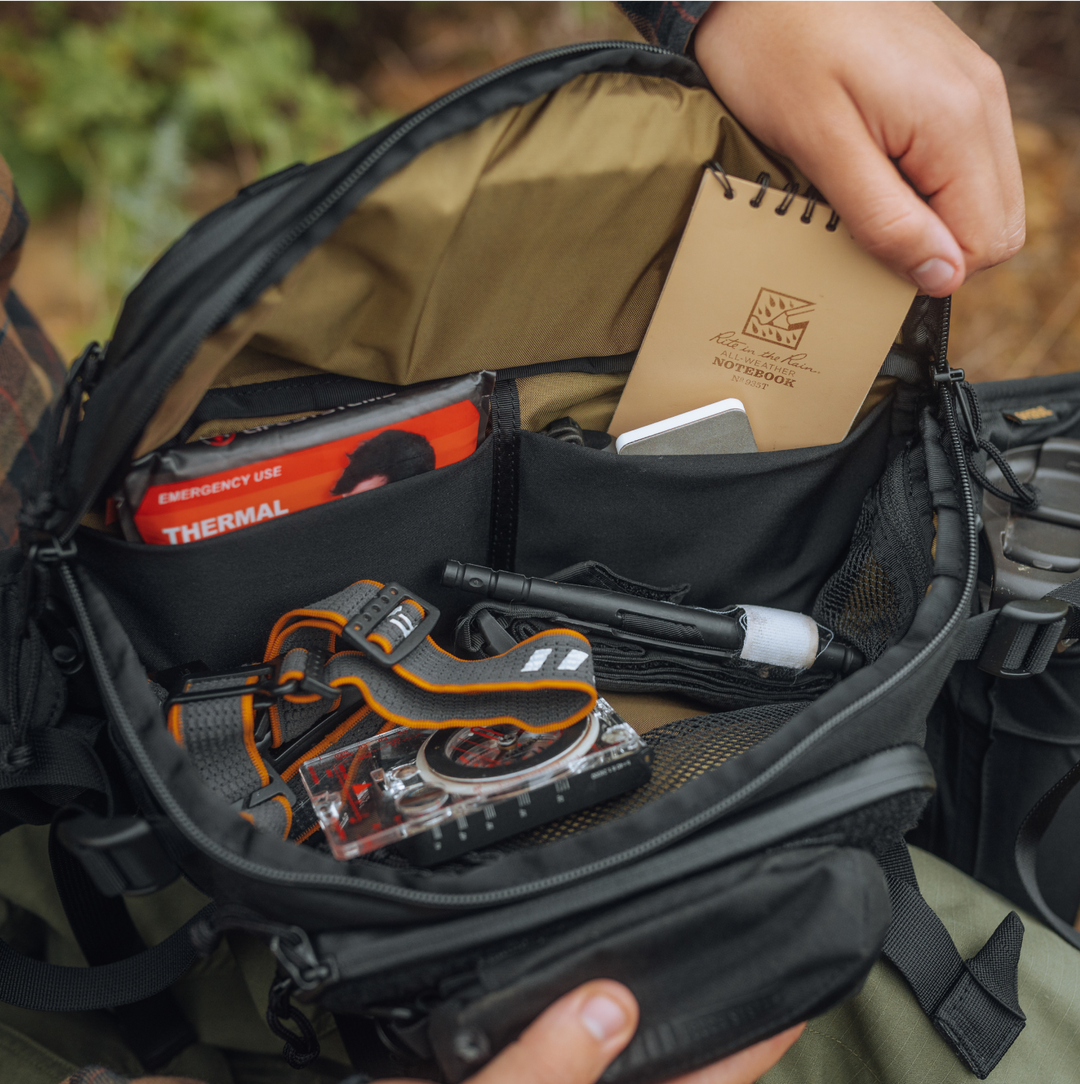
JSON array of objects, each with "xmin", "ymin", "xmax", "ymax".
[{"xmin": 138, "ymin": 70, "xmax": 805, "ymax": 454}]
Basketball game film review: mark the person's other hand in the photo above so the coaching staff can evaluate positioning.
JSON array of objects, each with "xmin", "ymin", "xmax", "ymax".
[
  {"xmin": 381, "ymin": 979, "xmax": 804, "ymax": 1084},
  {"xmin": 694, "ymin": 1, "xmax": 1024, "ymax": 296},
  {"xmin": 110, "ymin": 981, "xmax": 802, "ymax": 1084}
]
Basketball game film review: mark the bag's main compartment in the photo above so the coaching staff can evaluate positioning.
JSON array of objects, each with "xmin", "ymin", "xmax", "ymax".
[
  {"xmin": 134, "ymin": 69, "xmax": 809, "ymax": 456},
  {"xmin": 58, "ymin": 48, "xmax": 959, "ymax": 914}
]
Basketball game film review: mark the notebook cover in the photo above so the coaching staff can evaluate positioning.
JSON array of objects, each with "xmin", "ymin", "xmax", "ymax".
[{"xmin": 608, "ymin": 171, "xmax": 917, "ymax": 450}]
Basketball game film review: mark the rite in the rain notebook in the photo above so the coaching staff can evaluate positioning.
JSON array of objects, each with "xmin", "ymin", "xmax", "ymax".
[{"xmin": 608, "ymin": 169, "xmax": 918, "ymax": 451}]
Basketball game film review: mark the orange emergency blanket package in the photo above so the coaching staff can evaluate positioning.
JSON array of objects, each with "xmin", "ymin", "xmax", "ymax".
[{"xmin": 118, "ymin": 371, "xmax": 494, "ymax": 545}]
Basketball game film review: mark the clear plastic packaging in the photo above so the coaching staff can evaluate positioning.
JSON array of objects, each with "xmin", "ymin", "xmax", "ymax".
[{"xmin": 301, "ymin": 699, "xmax": 650, "ymax": 864}]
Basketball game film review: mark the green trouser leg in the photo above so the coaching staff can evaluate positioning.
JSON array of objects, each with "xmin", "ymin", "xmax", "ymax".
[
  {"xmin": 760, "ymin": 845, "xmax": 1080, "ymax": 1084},
  {"xmin": 0, "ymin": 825, "xmax": 352, "ymax": 1084}
]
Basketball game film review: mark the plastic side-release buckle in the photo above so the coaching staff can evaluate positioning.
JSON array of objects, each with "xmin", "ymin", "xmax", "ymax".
[
  {"xmin": 977, "ymin": 597, "xmax": 1070, "ymax": 678},
  {"xmin": 56, "ymin": 813, "xmax": 181, "ymax": 897},
  {"xmin": 164, "ymin": 651, "xmax": 337, "ymax": 710},
  {"xmin": 340, "ymin": 583, "xmax": 440, "ymax": 667}
]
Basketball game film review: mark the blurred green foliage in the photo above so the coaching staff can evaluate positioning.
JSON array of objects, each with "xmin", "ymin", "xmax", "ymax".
[{"xmin": 0, "ymin": 1, "xmax": 391, "ymax": 311}]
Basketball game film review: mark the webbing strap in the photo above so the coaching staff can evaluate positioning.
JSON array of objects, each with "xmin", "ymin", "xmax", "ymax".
[
  {"xmin": 168, "ymin": 680, "xmax": 291, "ymax": 838},
  {"xmin": 0, "ymin": 902, "xmax": 214, "ymax": 1012},
  {"xmin": 1048, "ymin": 578, "xmax": 1080, "ymax": 638},
  {"xmin": 954, "ymin": 608, "xmax": 1065, "ymax": 672},
  {"xmin": 952, "ymin": 579, "xmax": 1080, "ymax": 950},
  {"xmin": 879, "ymin": 843, "xmax": 1025, "ymax": 1079},
  {"xmin": 266, "ymin": 579, "xmax": 597, "ymax": 733},
  {"xmin": 1014, "ymin": 759, "xmax": 1080, "ymax": 951},
  {"xmin": 49, "ymin": 825, "xmax": 197, "ymax": 1069},
  {"xmin": 953, "ymin": 610, "xmax": 997, "ymax": 661}
]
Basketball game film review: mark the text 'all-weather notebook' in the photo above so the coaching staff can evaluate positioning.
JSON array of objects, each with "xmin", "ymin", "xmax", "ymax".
[{"xmin": 608, "ymin": 168, "xmax": 918, "ymax": 451}]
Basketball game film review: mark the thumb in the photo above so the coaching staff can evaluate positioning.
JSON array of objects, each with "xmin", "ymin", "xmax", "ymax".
[
  {"xmin": 800, "ymin": 110, "xmax": 966, "ymax": 296},
  {"xmin": 467, "ymin": 980, "xmax": 639, "ymax": 1084}
]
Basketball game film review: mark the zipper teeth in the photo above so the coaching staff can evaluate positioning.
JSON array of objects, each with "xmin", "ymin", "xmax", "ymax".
[{"xmin": 67, "ymin": 40, "xmax": 671, "ymax": 538}]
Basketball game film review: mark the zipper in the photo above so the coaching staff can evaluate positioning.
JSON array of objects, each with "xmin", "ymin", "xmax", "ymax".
[
  {"xmin": 63, "ymin": 39, "xmax": 676, "ymax": 540},
  {"xmin": 56, "ymin": 301, "xmax": 977, "ymax": 909}
]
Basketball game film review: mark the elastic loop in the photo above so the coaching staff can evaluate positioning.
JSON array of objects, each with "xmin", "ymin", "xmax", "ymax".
[
  {"xmin": 749, "ymin": 172, "xmax": 771, "ymax": 208},
  {"xmin": 775, "ymin": 181, "xmax": 800, "ymax": 216},
  {"xmin": 707, "ymin": 160, "xmax": 735, "ymax": 199}
]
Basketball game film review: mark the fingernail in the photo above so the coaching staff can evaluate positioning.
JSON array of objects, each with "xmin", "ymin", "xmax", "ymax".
[
  {"xmin": 581, "ymin": 994, "xmax": 628, "ymax": 1041},
  {"xmin": 912, "ymin": 257, "xmax": 957, "ymax": 293}
]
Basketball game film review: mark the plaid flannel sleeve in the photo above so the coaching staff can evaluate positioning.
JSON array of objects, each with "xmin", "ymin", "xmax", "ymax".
[
  {"xmin": 616, "ymin": 1, "xmax": 713, "ymax": 55},
  {"xmin": 0, "ymin": 155, "xmax": 67, "ymax": 550}
]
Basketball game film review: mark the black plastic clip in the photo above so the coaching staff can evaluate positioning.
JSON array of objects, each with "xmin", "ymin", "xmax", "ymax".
[
  {"xmin": 232, "ymin": 750, "xmax": 295, "ymax": 816},
  {"xmin": 27, "ymin": 536, "xmax": 78, "ymax": 565},
  {"xmin": 57, "ymin": 813, "xmax": 181, "ymax": 897},
  {"xmin": 164, "ymin": 650, "xmax": 336, "ymax": 710},
  {"xmin": 977, "ymin": 597, "xmax": 1070, "ymax": 678},
  {"xmin": 340, "ymin": 584, "xmax": 440, "ymax": 667},
  {"xmin": 933, "ymin": 366, "xmax": 966, "ymax": 384}
]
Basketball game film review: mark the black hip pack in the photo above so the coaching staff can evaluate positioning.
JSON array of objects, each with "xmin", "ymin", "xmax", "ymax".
[{"xmin": 2, "ymin": 41, "xmax": 1071, "ymax": 1084}]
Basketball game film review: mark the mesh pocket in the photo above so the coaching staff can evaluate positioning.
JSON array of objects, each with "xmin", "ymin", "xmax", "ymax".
[
  {"xmin": 352, "ymin": 703, "xmax": 804, "ymax": 871},
  {"xmin": 493, "ymin": 701, "xmax": 805, "ymax": 851},
  {"xmin": 813, "ymin": 444, "xmax": 935, "ymax": 662}
]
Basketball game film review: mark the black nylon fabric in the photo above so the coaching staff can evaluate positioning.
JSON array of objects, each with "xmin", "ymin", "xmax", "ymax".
[
  {"xmin": 317, "ymin": 845, "xmax": 890, "ymax": 1083},
  {"xmin": 427, "ymin": 846, "xmax": 890, "ymax": 1084},
  {"xmin": 67, "ymin": 400, "xmax": 965, "ymax": 919},
  {"xmin": 914, "ymin": 371, "xmax": 1080, "ymax": 930},
  {"xmin": 514, "ymin": 398, "xmax": 893, "ymax": 616},
  {"xmin": 78, "ymin": 439, "xmax": 494, "ymax": 672},
  {"xmin": 34, "ymin": 43, "xmax": 953, "ymax": 911}
]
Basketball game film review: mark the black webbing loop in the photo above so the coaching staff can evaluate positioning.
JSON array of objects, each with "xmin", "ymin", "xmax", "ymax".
[
  {"xmin": 48, "ymin": 823, "xmax": 197, "ymax": 1070},
  {"xmin": 879, "ymin": 842, "xmax": 1025, "ymax": 1079},
  {"xmin": 0, "ymin": 900, "xmax": 213, "ymax": 1013}
]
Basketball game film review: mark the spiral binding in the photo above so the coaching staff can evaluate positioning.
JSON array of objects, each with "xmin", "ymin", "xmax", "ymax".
[{"xmin": 707, "ymin": 162, "xmax": 841, "ymax": 231}]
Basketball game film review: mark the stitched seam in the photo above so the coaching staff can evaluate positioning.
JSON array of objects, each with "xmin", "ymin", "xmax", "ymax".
[{"xmin": 804, "ymin": 1024, "xmax": 884, "ymax": 1082}]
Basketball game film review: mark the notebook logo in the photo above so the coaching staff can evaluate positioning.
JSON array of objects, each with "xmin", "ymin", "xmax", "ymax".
[{"xmin": 742, "ymin": 288, "xmax": 815, "ymax": 350}]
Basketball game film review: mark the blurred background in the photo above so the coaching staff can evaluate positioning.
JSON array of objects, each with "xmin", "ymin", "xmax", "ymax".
[{"xmin": 2, "ymin": 0, "xmax": 1078, "ymax": 383}]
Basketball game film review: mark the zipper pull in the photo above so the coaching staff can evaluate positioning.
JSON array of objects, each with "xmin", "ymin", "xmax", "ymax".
[
  {"xmin": 267, "ymin": 969, "xmax": 322, "ymax": 1069},
  {"xmin": 190, "ymin": 904, "xmax": 337, "ymax": 992}
]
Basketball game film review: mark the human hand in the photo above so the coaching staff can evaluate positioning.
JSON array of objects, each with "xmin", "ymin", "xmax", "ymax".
[
  {"xmin": 380, "ymin": 979, "xmax": 804, "ymax": 1084},
  {"xmin": 694, "ymin": 1, "xmax": 1024, "ymax": 296},
  {"xmin": 106, "ymin": 981, "xmax": 803, "ymax": 1084}
]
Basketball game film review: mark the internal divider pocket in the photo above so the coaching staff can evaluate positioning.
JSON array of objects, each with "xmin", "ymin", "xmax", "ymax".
[
  {"xmin": 514, "ymin": 396, "xmax": 893, "ymax": 614},
  {"xmin": 76, "ymin": 439, "xmax": 494, "ymax": 672}
]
